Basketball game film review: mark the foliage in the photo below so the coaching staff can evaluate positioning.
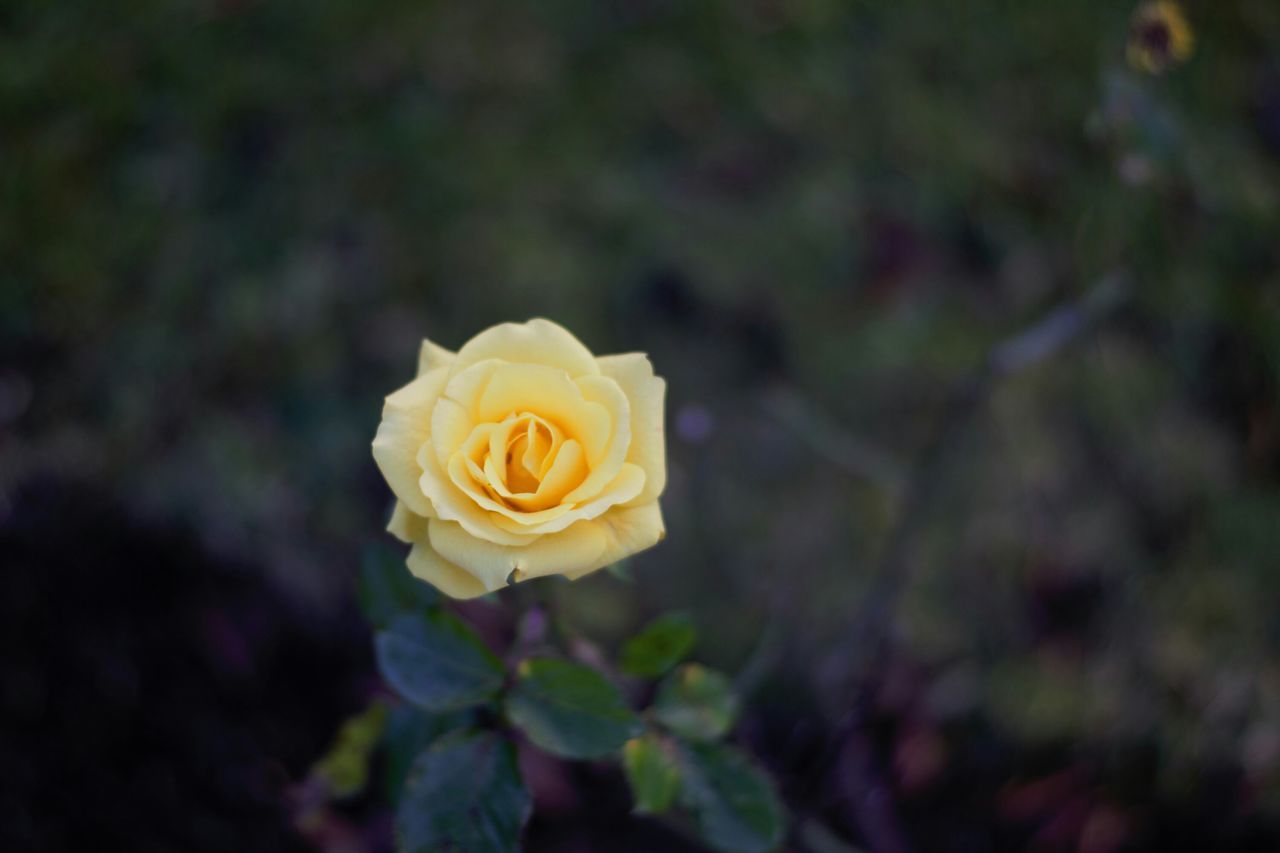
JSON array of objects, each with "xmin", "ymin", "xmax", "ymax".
[
  {"xmin": 620, "ymin": 612, "xmax": 698, "ymax": 678},
  {"xmin": 348, "ymin": 591, "xmax": 786, "ymax": 851},
  {"xmin": 396, "ymin": 731, "xmax": 530, "ymax": 853},
  {"xmin": 653, "ymin": 664, "xmax": 739, "ymax": 742},
  {"xmin": 623, "ymin": 734, "xmax": 682, "ymax": 815},
  {"xmin": 375, "ymin": 610, "xmax": 505, "ymax": 712},
  {"xmin": 310, "ymin": 700, "xmax": 388, "ymax": 798},
  {"xmin": 8, "ymin": 0, "xmax": 1280, "ymax": 848},
  {"xmin": 504, "ymin": 658, "xmax": 643, "ymax": 759}
]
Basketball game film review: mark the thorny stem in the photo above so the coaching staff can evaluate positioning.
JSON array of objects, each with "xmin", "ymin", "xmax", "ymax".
[{"xmin": 796, "ymin": 273, "xmax": 1130, "ymax": 853}]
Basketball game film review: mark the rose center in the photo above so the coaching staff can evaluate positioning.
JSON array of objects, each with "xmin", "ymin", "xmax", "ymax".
[{"xmin": 495, "ymin": 413, "xmax": 563, "ymax": 495}]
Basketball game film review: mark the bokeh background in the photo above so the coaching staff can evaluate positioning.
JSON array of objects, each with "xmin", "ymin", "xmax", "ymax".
[{"xmin": 4, "ymin": 1, "xmax": 1280, "ymax": 850}]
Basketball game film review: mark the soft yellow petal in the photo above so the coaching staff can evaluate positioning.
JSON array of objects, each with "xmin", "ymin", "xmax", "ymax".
[
  {"xmin": 417, "ymin": 337, "xmax": 456, "ymax": 376},
  {"xmin": 431, "ymin": 360, "xmax": 504, "ymax": 467},
  {"xmin": 416, "ymin": 442, "xmax": 537, "ymax": 546},
  {"xmin": 428, "ymin": 518, "xmax": 607, "ymax": 587},
  {"xmin": 501, "ymin": 434, "xmax": 541, "ymax": 493},
  {"xmin": 562, "ymin": 374, "xmax": 631, "ymax": 503},
  {"xmin": 447, "ymin": 453, "xmax": 575, "ymax": 526},
  {"xmin": 565, "ymin": 501, "xmax": 666, "ymax": 580},
  {"xmin": 489, "ymin": 463, "xmax": 646, "ymax": 537},
  {"xmin": 484, "ymin": 456, "xmax": 532, "ymax": 500},
  {"xmin": 596, "ymin": 353, "xmax": 667, "ymax": 506},
  {"xmin": 485, "ymin": 414, "xmax": 524, "ymax": 488},
  {"xmin": 531, "ymin": 438, "xmax": 588, "ymax": 504},
  {"xmin": 387, "ymin": 501, "xmax": 429, "ymax": 543},
  {"xmin": 407, "ymin": 540, "xmax": 491, "ymax": 599},
  {"xmin": 476, "ymin": 363, "xmax": 612, "ymax": 463},
  {"xmin": 455, "ymin": 421, "xmax": 497, "ymax": 465},
  {"xmin": 443, "ymin": 358, "xmax": 505, "ymax": 411},
  {"xmin": 371, "ymin": 367, "xmax": 450, "ymax": 517},
  {"xmin": 482, "ymin": 438, "xmax": 587, "ymax": 511},
  {"xmin": 451, "ymin": 318, "xmax": 600, "ymax": 379},
  {"xmin": 523, "ymin": 418, "xmax": 556, "ymax": 477}
]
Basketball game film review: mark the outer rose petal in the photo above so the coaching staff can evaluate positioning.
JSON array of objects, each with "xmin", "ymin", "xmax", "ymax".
[
  {"xmin": 407, "ymin": 541, "xmax": 490, "ymax": 599},
  {"xmin": 562, "ymin": 374, "xmax": 631, "ymax": 503},
  {"xmin": 417, "ymin": 337, "xmax": 455, "ymax": 376},
  {"xmin": 387, "ymin": 501, "xmax": 428, "ymax": 543},
  {"xmin": 450, "ymin": 318, "xmax": 600, "ymax": 379},
  {"xmin": 596, "ymin": 353, "xmax": 667, "ymax": 506},
  {"xmin": 371, "ymin": 367, "xmax": 450, "ymax": 517},
  {"xmin": 427, "ymin": 517, "xmax": 607, "ymax": 589},
  {"xmin": 565, "ymin": 501, "xmax": 666, "ymax": 580},
  {"xmin": 431, "ymin": 360, "xmax": 505, "ymax": 467}
]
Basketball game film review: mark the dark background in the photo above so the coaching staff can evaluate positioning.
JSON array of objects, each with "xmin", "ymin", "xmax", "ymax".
[{"xmin": 4, "ymin": 1, "xmax": 1280, "ymax": 850}]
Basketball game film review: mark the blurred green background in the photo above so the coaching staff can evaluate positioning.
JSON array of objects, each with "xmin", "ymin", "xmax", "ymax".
[{"xmin": 4, "ymin": 0, "xmax": 1280, "ymax": 850}]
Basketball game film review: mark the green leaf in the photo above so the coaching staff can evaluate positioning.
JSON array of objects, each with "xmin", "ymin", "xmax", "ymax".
[
  {"xmin": 359, "ymin": 544, "xmax": 437, "ymax": 628},
  {"xmin": 311, "ymin": 700, "xmax": 388, "ymax": 798},
  {"xmin": 654, "ymin": 664, "xmax": 739, "ymax": 741},
  {"xmin": 620, "ymin": 612, "xmax": 697, "ymax": 678},
  {"xmin": 623, "ymin": 734, "xmax": 682, "ymax": 815},
  {"xmin": 677, "ymin": 740, "xmax": 785, "ymax": 853},
  {"xmin": 383, "ymin": 704, "xmax": 471, "ymax": 805},
  {"xmin": 396, "ymin": 730, "xmax": 530, "ymax": 853},
  {"xmin": 504, "ymin": 658, "xmax": 642, "ymax": 759},
  {"xmin": 376, "ymin": 611, "xmax": 504, "ymax": 712}
]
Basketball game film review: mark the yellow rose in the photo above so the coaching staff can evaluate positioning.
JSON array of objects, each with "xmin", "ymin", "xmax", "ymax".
[{"xmin": 372, "ymin": 318, "xmax": 667, "ymax": 599}]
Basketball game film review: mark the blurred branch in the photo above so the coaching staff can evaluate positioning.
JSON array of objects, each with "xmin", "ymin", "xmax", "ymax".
[
  {"xmin": 800, "ymin": 272, "xmax": 1130, "ymax": 852},
  {"xmin": 762, "ymin": 388, "xmax": 907, "ymax": 495},
  {"xmin": 850, "ymin": 272, "xmax": 1130, "ymax": 662},
  {"xmin": 988, "ymin": 274, "xmax": 1129, "ymax": 376}
]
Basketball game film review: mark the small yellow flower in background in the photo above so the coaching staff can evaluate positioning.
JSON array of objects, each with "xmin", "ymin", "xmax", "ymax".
[
  {"xmin": 372, "ymin": 319, "xmax": 667, "ymax": 599},
  {"xmin": 1128, "ymin": 2, "xmax": 1194, "ymax": 75}
]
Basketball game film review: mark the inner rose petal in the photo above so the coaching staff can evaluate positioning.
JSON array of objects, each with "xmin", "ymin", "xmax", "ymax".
[
  {"xmin": 438, "ymin": 362, "xmax": 636, "ymax": 524},
  {"xmin": 476, "ymin": 363, "xmax": 612, "ymax": 465},
  {"xmin": 484, "ymin": 437, "xmax": 588, "ymax": 513},
  {"xmin": 523, "ymin": 418, "xmax": 554, "ymax": 477},
  {"xmin": 486, "ymin": 414, "xmax": 524, "ymax": 483},
  {"xmin": 448, "ymin": 453, "xmax": 575, "ymax": 526},
  {"xmin": 476, "ymin": 413, "xmax": 566, "ymax": 499},
  {"xmin": 504, "ymin": 435, "xmax": 540, "ymax": 493}
]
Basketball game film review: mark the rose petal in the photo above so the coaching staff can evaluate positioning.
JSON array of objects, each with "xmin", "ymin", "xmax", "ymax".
[
  {"xmin": 596, "ymin": 353, "xmax": 667, "ymax": 506},
  {"xmin": 481, "ymin": 437, "xmax": 588, "ymax": 512},
  {"xmin": 562, "ymin": 374, "xmax": 631, "ymax": 503},
  {"xmin": 417, "ymin": 337, "xmax": 456, "ymax": 376},
  {"xmin": 530, "ymin": 438, "xmax": 588, "ymax": 504},
  {"xmin": 489, "ymin": 462, "xmax": 646, "ymax": 537},
  {"xmin": 430, "ymin": 359, "xmax": 505, "ymax": 468},
  {"xmin": 523, "ymin": 418, "xmax": 556, "ymax": 477},
  {"xmin": 476, "ymin": 363, "xmax": 613, "ymax": 465},
  {"xmin": 564, "ymin": 501, "xmax": 666, "ymax": 581},
  {"xmin": 417, "ymin": 441, "xmax": 537, "ymax": 546},
  {"xmin": 371, "ymin": 367, "xmax": 450, "ymax": 517},
  {"xmin": 387, "ymin": 501, "xmax": 429, "ymax": 544},
  {"xmin": 486, "ymin": 413, "xmax": 524, "ymax": 486},
  {"xmin": 427, "ymin": 517, "xmax": 607, "ymax": 587},
  {"xmin": 407, "ymin": 540, "xmax": 491, "ymax": 599},
  {"xmin": 450, "ymin": 317, "xmax": 600, "ymax": 379},
  {"xmin": 447, "ymin": 453, "xmax": 575, "ymax": 526}
]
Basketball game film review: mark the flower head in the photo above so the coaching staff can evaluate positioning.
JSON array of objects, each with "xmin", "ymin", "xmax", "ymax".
[
  {"xmin": 372, "ymin": 319, "xmax": 667, "ymax": 598},
  {"xmin": 1127, "ymin": 2, "xmax": 1194, "ymax": 75}
]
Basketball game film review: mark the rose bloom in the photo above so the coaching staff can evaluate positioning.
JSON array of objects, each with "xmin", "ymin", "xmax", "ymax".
[{"xmin": 372, "ymin": 319, "xmax": 667, "ymax": 598}]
